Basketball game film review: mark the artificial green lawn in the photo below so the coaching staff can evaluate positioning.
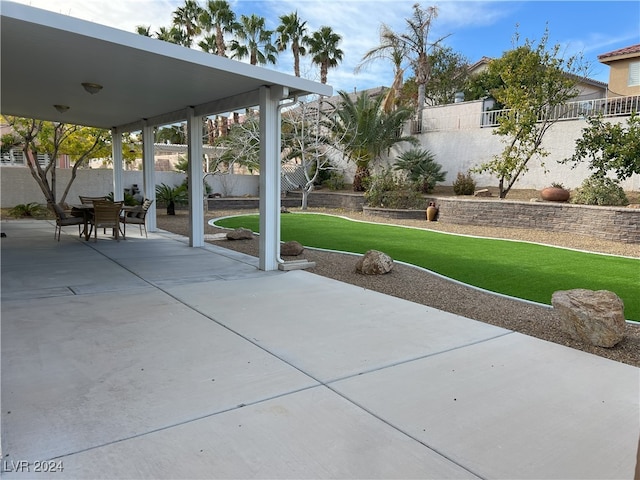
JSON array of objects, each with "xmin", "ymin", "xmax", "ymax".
[{"xmin": 214, "ymin": 213, "xmax": 640, "ymax": 321}]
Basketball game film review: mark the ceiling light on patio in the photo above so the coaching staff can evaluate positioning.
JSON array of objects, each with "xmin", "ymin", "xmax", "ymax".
[
  {"xmin": 81, "ymin": 82, "xmax": 103, "ymax": 95},
  {"xmin": 53, "ymin": 104, "xmax": 70, "ymax": 113}
]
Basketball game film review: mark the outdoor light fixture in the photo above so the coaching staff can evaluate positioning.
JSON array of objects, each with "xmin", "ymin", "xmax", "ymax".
[
  {"xmin": 53, "ymin": 104, "xmax": 70, "ymax": 113},
  {"xmin": 81, "ymin": 82, "xmax": 103, "ymax": 95}
]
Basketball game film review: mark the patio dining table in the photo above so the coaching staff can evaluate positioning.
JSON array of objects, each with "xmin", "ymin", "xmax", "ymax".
[{"xmin": 71, "ymin": 203, "xmax": 135, "ymax": 241}]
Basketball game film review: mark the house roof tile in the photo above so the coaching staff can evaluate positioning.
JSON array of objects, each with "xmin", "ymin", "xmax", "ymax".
[{"xmin": 598, "ymin": 43, "xmax": 640, "ymax": 61}]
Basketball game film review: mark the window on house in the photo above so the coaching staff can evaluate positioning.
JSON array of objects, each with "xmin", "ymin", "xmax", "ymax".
[
  {"xmin": 0, "ymin": 149, "xmax": 48, "ymax": 167},
  {"xmin": 629, "ymin": 61, "xmax": 640, "ymax": 87}
]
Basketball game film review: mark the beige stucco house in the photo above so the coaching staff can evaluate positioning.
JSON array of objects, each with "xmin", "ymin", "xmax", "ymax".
[
  {"xmin": 598, "ymin": 43, "xmax": 640, "ymax": 97},
  {"xmin": 466, "ymin": 57, "xmax": 608, "ymax": 102}
]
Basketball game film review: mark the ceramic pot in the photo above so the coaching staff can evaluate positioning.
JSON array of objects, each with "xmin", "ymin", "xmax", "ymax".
[
  {"xmin": 541, "ymin": 187, "xmax": 570, "ymax": 202},
  {"xmin": 426, "ymin": 203, "xmax": 438, "ymax": 221}
]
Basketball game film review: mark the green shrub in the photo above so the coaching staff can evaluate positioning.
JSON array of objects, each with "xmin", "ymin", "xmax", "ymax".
[
  {"xmin": 364, "ymin": 169, "xmax": 425, "ymax": 209},
  {"xmin": 393, "ymin": 148, "xmax": 446, "ymax": 194},
  {"xmin": 8, "ymin": 202, "xmax": 47, "ymax": 218},
  {"xmin": 571, "ymin": 175, "xmax": 629, "ymax": 206},
  {"xmin": 324, "ymin": 171, "xmax": 346, "ymax": 191},
  {"xmin": 313, "ymin": 165, "xmax": 332, "ymax": 186},
  {"xmin": 106, "ymin": 191, "xmax": 139, "ymax": 206},
  {"xmin": 452, "ymin": 171, "xmax": 476, "ymax": 195},
  {"xmin": 155, "ymin": 183, "xmax": 188, "ymax": 205}
]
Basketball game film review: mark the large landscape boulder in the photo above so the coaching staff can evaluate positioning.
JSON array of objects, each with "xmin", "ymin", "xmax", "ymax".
[
  {"xmin": 551, "ymin": 289, "xmax": 626, "ymax": 348},
  {"xmin": 226, "ymin": 228, "xmax": 254, "ymax": 240},
  {"xmin": 281, "ymin": 240, "xmax": 304, "ymax": 256},
  {"xmin": 355, "ymin": 250, "xmax": 394, "ymax": 275}
]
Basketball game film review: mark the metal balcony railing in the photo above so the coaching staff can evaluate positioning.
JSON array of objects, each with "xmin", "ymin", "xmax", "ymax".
[{"xmin": 481, "ymin": 94, "xmax": 639, "ymax": 127}]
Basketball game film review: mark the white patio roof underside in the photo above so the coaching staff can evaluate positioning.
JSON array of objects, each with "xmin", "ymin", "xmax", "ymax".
[{"xmin": 0, "ymin": 1, "xmax": 332, "ymax": 270}]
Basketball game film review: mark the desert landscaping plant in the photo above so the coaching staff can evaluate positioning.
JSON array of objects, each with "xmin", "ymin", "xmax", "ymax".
[
  {"xmin": 155, "ymin": 183, "xmax": 188, "ymax": 215},
  {"xmin": 364, "ymin": 169, "xmax": 424, "ymax": 209},
  {"xmin": 106, "ymin": 191, "xmax": 139, "ymax": 206},
  {"xmin": 323, "ymin": 170, "xmax": 346, "ymax": 190},
  {"xmin": 393, "ymin": 148, "xmax": 446, "ymax": 193},
  {"xmin": 324, "ymin": 90, "xmax": 416, "ymax": 191},
  {"xmin": 571, "ymin": 175, "xmax": 629, "ymax": 206},
  {"xmin": 562, "ymin": 112, "xmax": 640, "ymax": 181},
  {"xmin": 452, "ymin": 171, "xmax": 476, "ymax": 195},
  {"xmin": 8, "ymin": 202, "xmax": 48, "ymax": 218}
]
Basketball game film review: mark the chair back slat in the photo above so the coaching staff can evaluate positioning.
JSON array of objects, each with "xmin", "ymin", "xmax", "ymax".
[
  {"xmin": 79, "ymin": 195, "xmax": 108, "ymax": 205},
  {"xmin": 92, "ymin": 200, "xmax": 123, "ymax": 229}
]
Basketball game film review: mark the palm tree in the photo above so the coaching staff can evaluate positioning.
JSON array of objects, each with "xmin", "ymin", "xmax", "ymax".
[
  {"xmin": 377, "ymin": 5, "xmax": 449, "ymax": 120},
  {"xmin": 276, "ymin": 11, "xmax": 308, "ymax": 77},
  {"xmin": 229, "ymin": 14, "xmax": 278, "ymax": 66},
  {"xmin": 135, "ymin": 25, "xmax": 151, "ymax": 37},
  {"xmin": 356, "ymin": 24, "xmax": 408, "ymax": 112},
  {"xmin": 198, "ymin": 35, "xmax": 217, "ymax": 53},
  {"xmin": 326, "ymin": 90, "xmax": 417, "ymax": 191},
  {"xmin": 172, "ymin": 0, "xmax": 203, "ymax": 47},
  {"xmin": 393, "ymin": 148, "xmax": 446, "ymax": 193},
  {"xmin": 307, "ymin": 26, "xmax": 343, "ymax": 84},
  {"xmin": 156, "ymin": 26, "xmax": 188, "ymax": 45},
  {"xmin": 198, "ymin": 0, "xmax": 235, "ymax": 57}
]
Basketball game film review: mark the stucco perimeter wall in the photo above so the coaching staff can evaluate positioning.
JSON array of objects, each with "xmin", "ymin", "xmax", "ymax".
[
  {"xmin": 286, "ymin": 191, "xmax": 365, "ymax": 211},
  {"xmin": 207, "ymin": 173, "xmax": 259, "ymax": 197},
  {"xmin": 0, "ymin": 169, "xmax": 260, "ymax": 207},
  {"xmin": 385, "ymin": 103, "xmax": 640, "ymax": 191},
  {"xmin": 436, "ymin": 197, "xmax": 640, "ymax": 244},
  {"xmin": 0, "ymin": 169, "xmax": 187, "ymax": 207}
]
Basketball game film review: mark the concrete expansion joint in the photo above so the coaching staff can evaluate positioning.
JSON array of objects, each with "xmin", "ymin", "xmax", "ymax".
[{"xmin": 324, "ymin": 331, "xmax": 516, "ymax": 386}]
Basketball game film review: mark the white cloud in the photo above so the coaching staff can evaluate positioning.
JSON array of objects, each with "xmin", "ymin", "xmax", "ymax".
[{"xmin": 11, "ymin": 0, "xmax": 180, "ymax": 33}]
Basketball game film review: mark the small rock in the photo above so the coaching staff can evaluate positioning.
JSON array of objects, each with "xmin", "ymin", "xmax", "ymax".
[
  {"xmin": 281, "ymin": 240, "xmax": 304, "ymax": 256},
  {"xmin": 355, "ymin": 250, "xmax": 394, "ymax": 275},
  {"xmin": 226, "ymin": 228, "xmax": 254, "ymax": 240},
  {"xmin": 474, "ymin": 189, "xmax": 492, "ymax": 197},
  {"xmin": 551, "ymin": 289, "xmax": 626, "ymax": 348}
]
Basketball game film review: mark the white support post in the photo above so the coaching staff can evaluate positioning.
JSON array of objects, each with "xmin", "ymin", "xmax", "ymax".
[
  {"xmin": 111, "ymin": 128, "xmax": 123, "ymax": 201},
  {"xmin": 187, "ymin": 107, "xmax": 204, "ymax": 247},
  {"xmin": 258, "ymin": 85, "xmax": 286, "ymax": 271},
  {"xmin": 142, "ymin": 123, "xmax": 157, "ymax": 231}
]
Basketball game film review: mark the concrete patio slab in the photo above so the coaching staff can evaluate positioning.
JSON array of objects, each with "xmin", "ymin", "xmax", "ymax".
[
  {"xmin": 167, "ymin": 271, "xmax": 511, "ymax": 383},
  {"xmin": 1, "ymin": 223, "xmax": 151, "ymax": 298},
  {"xmin": 2, "ymin": 288, "xmax": 317, "ymax": 462},
  {"xmin": 9, "ymin": 387, "xmax": 480, "ymax": 480},
  {"xmin": 332, "ymin": 332, "xmax": 640, "ymax": 479}
]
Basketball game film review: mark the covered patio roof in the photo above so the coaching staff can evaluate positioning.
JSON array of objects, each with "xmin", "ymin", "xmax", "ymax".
[
  {"xmin": 1, "ymin": 1, "xmax": 332, "ymax": 271},
  {"xmin": 0, "ymin": 1, "xmax": 331, "ymax": 131}
]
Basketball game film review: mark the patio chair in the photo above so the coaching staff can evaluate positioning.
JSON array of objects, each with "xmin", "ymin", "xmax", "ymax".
[
  {"xmin": 88, "ymin": 200, "xmax": 124, "ymax": 242},
  {"xmin": 51, "ymin": 203, "xmax": 85, "ymax": 241},
  {"xmin": 120, "ymin": 199, "xmax": 153, "ymax": 238},
  {"xmin": 79, "ymin": 195, "xmax": 108, "ymax": 205}
]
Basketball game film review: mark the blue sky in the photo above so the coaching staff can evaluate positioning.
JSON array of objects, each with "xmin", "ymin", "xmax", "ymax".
[{"xmin": 11, "ymin": 0, "xmax": 640, "ymax": 93}]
